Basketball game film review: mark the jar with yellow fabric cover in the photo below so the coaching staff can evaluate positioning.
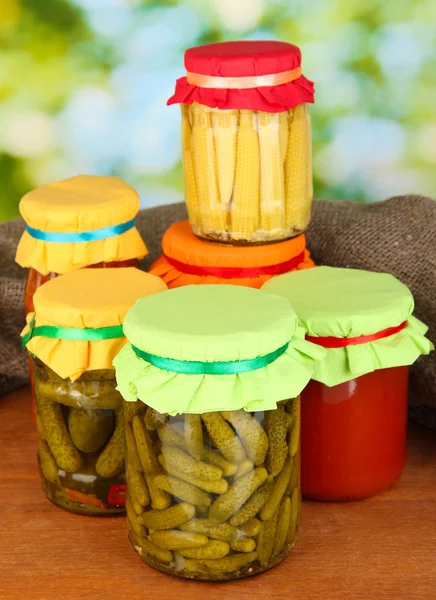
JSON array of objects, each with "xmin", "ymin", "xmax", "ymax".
[
  {"xmin": 113, "ymin": 285, "xmax": 325, "ymax": 579},
  {"xmin": 22, "ymin": 268, "xmax": 167, "ymax": 515},
  {"xmin": 168, "ymin": 41, "xmax": 315, "ymax": 244},
  {"xmin": 15, "ymin": 174, "xmax": 148, "ymax": 314}
]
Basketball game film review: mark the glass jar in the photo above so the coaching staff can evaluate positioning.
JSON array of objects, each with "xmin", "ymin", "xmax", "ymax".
[
  {"xmin": 16, "ymin": 174, "xmax": 148, "ymax": 314},
  {"xmin": 124, "ymin": 398, "xmax": 301, "ymax": 581},
  {"xmin": 301, "ymin": 367, "xmax": 409, "ymax": 501},
  {"xmin": 149, "ymin": 220, "xmax": 315, "ymax": 290},
  {"xmin": 33, "ymin": 357, "xmax": 126, "ymax": 515},
  {"xmin": 261, "ymin": 267, "xmax": 434, "ymax": 502},
  {"xmin": 114, "ymin": 285, "xmax": 324, "ymax": 580},
  {"xmin": 22, "ymin": 267, "xmax": 168, "ymax": 514},
  {"xmin": 168, "ymin": 41, "xmax": 315, "ymax": 245}
]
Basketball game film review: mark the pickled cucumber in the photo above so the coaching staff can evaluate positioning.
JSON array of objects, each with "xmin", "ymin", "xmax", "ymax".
[
  {"xmin": 229, "ymin": 479, "xmax": 274, "ymax": 527},
  {"xmin": 201, "ymin": 413, "xmax": 246, "ymax": 464},
  {"xmin": 209, "ymin": 467, "xmax": 268, "ymax": 523},
  {"xmin": 230, "ymin": 538, "xmax": 256, "ymax": 553},
  {"xmin": 288, "ymin": 450, "xmax": 299, "ymax": 493},
  {"xmin": 178, "ymin": 540, "xmax": 230, "ymax": 560},
  {"xmin": 184, "ymin": 414, "xmax": 203, "ymax": 460},
  {"xmin": 221, "ymin": 411, "xmax": 268, "ymax": 465},
  {"xmin": 68, "ymin": 408, "xmax": 113, "ymax": 453},
  {"xmin": 139, "ymin": 502, "xmax": 195, "ymax": 530},
  {"xmin": 288, "ymin": 398, "xmax": 300, "ymax": 458},
  {"xmin": 233, "ymin": 460, "xmax": 254, "ymax": 481},
  {"xmin": 273, "ymin": 496, "xmax": 291, "ymax": 557},
  {"xmin": 257, "ymin": 509, "xmax": 279, "ymax": 567},
  {"xmin": 145, "ymin": 473, "xmax": 172, "ymax": 510},
  {"xmin": 158, "ymin": 456, "xmax": 228, "ymax": 494},
  {"xmin": 199, "ymin": 552, "xmax": 258, "ymax": 574},
  {"xmin": 150, "ymin": 530, "xmax": 208, "ymax": 551},
  {"xmin": 38, "ymin": 395, "xmax": 83, "ymax": 472},
  {"xmin": 238, "ymin": 518, "xmax": 261, "ymax": 537},
  {"xmin": 126, "ymin": 496, "xmax": 146, "ymax": 538},
  {"xmin": 135, "ymin": 536, "xmax": 173, "ymax": 564},
  {"xmin": 153, "ymin": 474, "xmax": 211, "ymax": 510},
  {"xmin": 38, "ymin": 439, "xmax": 59, "ymax": 483},
  {"xmin": 287, "ymin": 488, "xmax": 300, "ymax": 545},
  {"xmin": 127, "ymin": 466, "xmax": 149, "ymax": 508},
  {"xmin": 96, "ymin": 407, "xmax": 124, "ymax": 478},
  {"xmin": 202, "ymin": 448, "xmax": 237, "ymax": 477},
  {"xmin": 124, "ymin": 401, "xmax": 138, "ymax": 423},
  {"xmin": 133, "ymin": 415, "xmax": 159, "ymax": 474},
  {"xmin": 157, "ymin": 423, "xmax": 186, "ymax": 449},
  {"xmin": 260, "ymin": 457, "xmax": 293, "ymax": 521},
  {"xmin": 160, "ymin": 446, "xmax": 223, "ymax": 482},
  {"xmin": 125, "ymin": 422, "xmax": 143, "ymax": 473},
  {"xmin": 180, "ymin": 518, "xmax": 239, "ymax": 542},
  {"xmin": 264, "ymin": 405, "xmax": 288, "ymax": 476},
  {"xmin": 145, "ymin": 407, "xmax": 168, "ymax": 430},
  {"xmin": 37, "ymin": 379, "xmax": 122, "ymax": 410}
]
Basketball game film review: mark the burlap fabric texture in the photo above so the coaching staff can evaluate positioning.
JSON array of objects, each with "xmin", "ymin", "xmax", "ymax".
[{"xmin": 1, "ymin": 196, "xmax": 434, "ymax": 426}]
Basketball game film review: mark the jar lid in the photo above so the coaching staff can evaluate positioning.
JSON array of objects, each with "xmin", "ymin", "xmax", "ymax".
[
  {"xmin": 149, "ymin": 220, "xmax": 315, "ymax": 289},
  {"xmin": 261, "ymin": 267, "xmax": 434, "ymax": 386},
  {"xmin": 167, "ymin": 40, "xmax": 315, "ymax": 113},
  {"xmin": 22, "ymin": 268, "xmax": 167, "ymax": 381},
  {"xmin": 113, "ymin": 285, "xmax": 325, "ymax": 415},
  {"xmin": 15, "ymin": 175, "xmax": 148, "ymax": 275}
]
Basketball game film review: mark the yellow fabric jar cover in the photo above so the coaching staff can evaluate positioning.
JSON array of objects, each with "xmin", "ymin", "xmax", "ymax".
[
  {"xmin": 15, "ymin": 175, "xmax": 148, "ymax": 275},
  {"xmin": 22, "ymin": 268, "xmax": 167, "ymax": 381}
]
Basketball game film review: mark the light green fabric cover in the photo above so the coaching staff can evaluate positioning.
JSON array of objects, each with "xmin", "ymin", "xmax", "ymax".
[
  {"xmin": 261, "ymin": 267, "xmax": 433, "ymax": 386},
  {"xmin": 113, "ymin": 285, "xmax": 325, "ymax": 414}
]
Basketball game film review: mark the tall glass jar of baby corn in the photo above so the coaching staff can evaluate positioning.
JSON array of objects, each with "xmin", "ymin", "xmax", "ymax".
[
  {"xmin": 15, "ymin": 174, "xmax": 148, "ymax": 314},
  {"xmin": 22, "ymin": 268, "xmax": 166, "ymax": 515},
  {"xmin": 168, "ymin": 41, "xmax": 315, "ymax": 244},
  {"xmin": 113, "ymin": 285, "xmax": 324, "ymax": 580}
]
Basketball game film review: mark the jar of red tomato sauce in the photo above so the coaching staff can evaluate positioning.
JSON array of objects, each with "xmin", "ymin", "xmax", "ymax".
[
  {"xmin": 262, "ymin": 267, "xmax": 434, "ymax": 501},
  {"xmin": 15, "ymin": 174, "xmax": 148, "ymax": 314}
]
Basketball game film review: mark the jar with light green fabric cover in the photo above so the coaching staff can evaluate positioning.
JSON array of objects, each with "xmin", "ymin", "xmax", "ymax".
[
  {"xmin": 113, "ymin": 285, "xmax": 325, "ymax": 580},
  {"xmin": 261, "ymin": 267, "xmax": 434, "ymax": 502}
]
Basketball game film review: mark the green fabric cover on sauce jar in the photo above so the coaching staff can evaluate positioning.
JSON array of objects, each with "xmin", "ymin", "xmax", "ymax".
[{"xmin": 113, "ymin": 285, "xmax": 325, "ymax": 580}]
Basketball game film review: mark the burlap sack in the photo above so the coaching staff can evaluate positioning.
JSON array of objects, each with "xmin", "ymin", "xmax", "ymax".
[{"xmin": 1, "ymin": 196, "xmax": 434, "ymax": 426}]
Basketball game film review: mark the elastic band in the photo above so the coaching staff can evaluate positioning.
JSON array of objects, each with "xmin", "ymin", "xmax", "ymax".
[
  {"xmin": 22, "ymin": 316, "xmax": 124, "ymax": 347},
  {"xmin": 131, "ymin": 342, "xmax": 290, "ymax": 375},
  {"xmin": 25, "ymin": 218, "xmax": 136, "ymax": 243},
  {"xmin": 164, "ymin": 251, "xmax": 305, "ymax": 279},
  {"xmin": 305, "ymin": 321, "xmax": 408, "ymax": 349},
  {"xmin": 186, "ymin": 67, "xmax": 302, "ymax": 89}
]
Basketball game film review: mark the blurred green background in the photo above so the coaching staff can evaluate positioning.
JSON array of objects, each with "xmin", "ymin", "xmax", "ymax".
[{"xmin": 0, "ymin": 0, "xmax": 435, "ymax": 222}]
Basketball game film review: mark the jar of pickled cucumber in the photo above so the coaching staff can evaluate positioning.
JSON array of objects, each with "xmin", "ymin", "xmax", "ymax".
[
  {"xmin": 15, "ymin": 174, "xmax": 148, "ymax": 314},
  {"xmin": 113, "ymin": 285, "xmax": 325, "ymax": 580},
  {"xmin": 22, "ymin": 268, "xmax": 167, "ymax": 515},
  {"xmin": 262, "ymin": 267, "xmax": 434, "ymax": 501},
  {"xmin": 149, "ymin": 220, "xmax": 315, "ymax": 289},
  {"xmin": 168, "ymin": 41, "xmax": 315, "ymax": 245}
]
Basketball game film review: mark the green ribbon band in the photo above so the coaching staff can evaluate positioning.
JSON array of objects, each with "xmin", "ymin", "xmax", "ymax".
[
  {"xmin": 22, "ymin": 316, "xmax": 124, "ymax": 346},
  {"xmin": 131, "ymin": 342, "xmax": 290, "ymax": 375}
]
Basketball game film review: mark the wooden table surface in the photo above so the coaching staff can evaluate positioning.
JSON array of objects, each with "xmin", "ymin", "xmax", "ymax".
[{"xmin": 1, "ymin": 387, "xmax": 436, "ymax": 600}]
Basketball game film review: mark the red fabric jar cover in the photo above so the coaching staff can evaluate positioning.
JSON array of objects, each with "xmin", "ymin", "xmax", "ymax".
[{"xmin": 167, "ymin": 40, "xmax": 315, "ymax": 113}]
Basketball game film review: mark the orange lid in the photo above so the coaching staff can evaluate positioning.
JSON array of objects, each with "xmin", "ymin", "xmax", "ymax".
[{"xmin": 149, "ymin": 220, "xmax": 315, "ymax": 289}]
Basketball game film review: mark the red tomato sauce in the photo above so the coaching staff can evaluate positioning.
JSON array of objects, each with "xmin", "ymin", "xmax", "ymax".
[{"xmin": 301, "ymin": 366, "xmax": 409, "ymax": 501}]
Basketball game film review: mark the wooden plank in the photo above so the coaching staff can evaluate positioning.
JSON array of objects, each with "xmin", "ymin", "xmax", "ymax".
[{"xmin": 0, "ymin": 387, "xmax": 435, "ymax": 600}]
